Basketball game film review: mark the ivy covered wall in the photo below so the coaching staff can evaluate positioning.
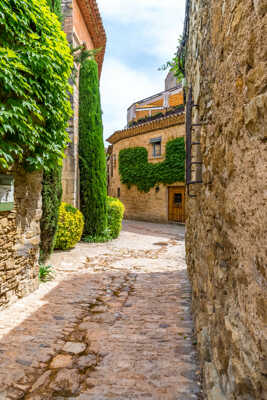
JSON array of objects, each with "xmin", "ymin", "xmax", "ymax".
[
  {"xmin": 39, "ymin": 0, "xmax": 67, "ymax": 262},
  {"xmin": 119, "ymin": 137, "xmax": 185, "ymax": 192}
]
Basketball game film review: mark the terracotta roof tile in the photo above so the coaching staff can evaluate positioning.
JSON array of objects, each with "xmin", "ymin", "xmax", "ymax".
[
  {"xmin": 77, "ymin": 0, "xmax": 107, "ymax": 76},
  {"xmin": 107, "ymin": 113, "xmax": 185, "ymax": 145}
]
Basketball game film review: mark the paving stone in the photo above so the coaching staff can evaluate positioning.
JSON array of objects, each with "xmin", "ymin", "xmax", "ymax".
[
  {"xmin": 62, "ymin": 342, "xmax": 86, "ymax": 355},
  {"xmin": 50, "ymin": 354, "xmax": 73, "ymax": 369},
  {"xmin": 0, "ymin": 221, "xmax": 201, "ymax": 399}
]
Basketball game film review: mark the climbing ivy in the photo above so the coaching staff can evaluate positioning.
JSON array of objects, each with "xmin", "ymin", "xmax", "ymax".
[
  {"xmin": 0, "ymin": 0, "xmax": 73, "ymax": 171},
  {"xmin": 79, "ymin": 58, "xmax": 107, "ymax": 236},
  {"xmin": 39, "ymin": 0, "xmax": 65, "ymax": 262},
  {"xmin": 46, "ymin": 0, "xmax": 62, "ymax": 21},
  {"xmin": 119, "ymin": 137, "xmax": 185, "ymax": 192}
]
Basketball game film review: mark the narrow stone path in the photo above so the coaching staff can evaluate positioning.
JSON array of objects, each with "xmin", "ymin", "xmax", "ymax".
[{"xmin": 0, "ymin": 221, "xmax": 202, "ymax": 399}]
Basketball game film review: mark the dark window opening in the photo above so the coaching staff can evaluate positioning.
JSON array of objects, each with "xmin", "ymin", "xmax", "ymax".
[
  {"xmin": 174, "ymin": 193, "xmax": 182, "ymax": 204},
  {"xmin": 117, "ymin": 187, "xmax": 120, "ymax": 198}
]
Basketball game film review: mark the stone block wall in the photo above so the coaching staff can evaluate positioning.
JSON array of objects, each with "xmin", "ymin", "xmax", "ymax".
[
  {"xmin": 108, "ymin": 120, "xmax": 185, "ymax": 222},
  {"xmin": 185, "ymin": 0, "xmax": 267, "ymax": 399},
  {"xmin": 0, "ymin": 170, "xmax": 42, "ymax": 310}
]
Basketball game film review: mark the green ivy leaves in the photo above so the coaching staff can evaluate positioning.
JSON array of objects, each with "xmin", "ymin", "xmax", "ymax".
[
  {"xmin": 0, "ymin": 0, "xmax": 73, "ymax": 171},
  {"xmin": 119, "ymin": 137, "xmax": 185, "ymax": 192}
]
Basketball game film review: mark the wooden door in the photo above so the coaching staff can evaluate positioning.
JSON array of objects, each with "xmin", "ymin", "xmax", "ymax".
[{"xmin": 168, "ymin": 187, "xmax": 185, "ymax": 223}]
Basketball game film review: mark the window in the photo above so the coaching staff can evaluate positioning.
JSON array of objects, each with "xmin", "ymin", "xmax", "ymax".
[
  {"xmin": 117, "ymin": 187, "xmax": 120, "ymax": 198},
  {"xmin": 111, "ymin": 155, "xmax": 113, "ymax": 177},
  {"xmin": 174, "ymin": 193, "xmax": 182, "ymax": 204},
  {"xmin": 153, "ymin": 142, "xmax": 161, "ymax": 157},
  {"xmin": 150, "ymin": 137, "xmax": 162, "ymax": 157}
]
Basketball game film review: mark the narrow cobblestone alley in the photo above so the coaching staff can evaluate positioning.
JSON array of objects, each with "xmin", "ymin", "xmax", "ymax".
[{"xmin": 0, "ymin": 221, "xmax": 202, "ymax": 400}]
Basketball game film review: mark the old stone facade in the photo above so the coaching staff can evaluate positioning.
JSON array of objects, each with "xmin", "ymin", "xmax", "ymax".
[
  {"xmin": 61, "ymin": 0, "xmax": 106, "ymax": 207},
  {"xmin": 0, "ymin": 170, "xmax": 42, "ymax": 310},
  {"xmin": 185, "ymin": 0, "xmax": 267, "ymax": 399},
  {"xmin": 107, "ymin": 113, "xmax": 186, "ymax": 223}
]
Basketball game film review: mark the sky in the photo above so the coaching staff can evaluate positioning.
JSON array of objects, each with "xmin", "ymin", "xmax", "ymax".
[{"xmin": 97, "ymin": 0, "xmax": 186, "ymax": 143}]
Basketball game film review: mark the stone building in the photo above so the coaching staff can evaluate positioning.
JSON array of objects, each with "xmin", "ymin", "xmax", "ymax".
[
  {"xmin": 0, "ymin": 170, "xmax": 42, "ymax": 310},
  {"xmin": 107, "ymin": 82, "xmax": 186, "ymax": 223},
  {"xmin": 184, "ymin": 0, "xmax": 267, "ymax": 398},
  {"xmin": 62, "ymin": 0, "xmax": 106, "ymax": 207}
]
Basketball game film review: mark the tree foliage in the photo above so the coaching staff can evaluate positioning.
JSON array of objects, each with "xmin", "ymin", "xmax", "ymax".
[
  {"xmin": 79, "ymin": 58, "xmax": 107, "ymax": 236},
  {"xmin": 159, "ymin": 36, "xmax": 185, "ymax": 82},
  {"xmin": 0, "ymin": 0, "xmax": 73, "ymax": 171},
  {"xmin": 119, "ymin": 137, "xmax": 185, "ymax": 192}
]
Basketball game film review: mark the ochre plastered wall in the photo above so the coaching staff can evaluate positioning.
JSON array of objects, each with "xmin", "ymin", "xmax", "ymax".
[
  {"xmin": 108, "ymin": 122, "xmax": 185, "ymax": 222},
  {"xmin": 185, "ymin": 0, "xmax": 267, "ymax": 399}
]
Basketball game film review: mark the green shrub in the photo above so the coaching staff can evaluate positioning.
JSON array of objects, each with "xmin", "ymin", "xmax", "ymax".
[
  {"xmin": 39, "ymin": 264, "xmax": 55, "ymax": 282},
  {"xmin": 55, "ymin": 203, "xmax": 84, "ymax": 250},
  {"xmin": 0, "ymin": 0, "xmax": 73, "ymax": 171},
  {"xmin": 79, "ymin": 58, "xmax": 107, "ymax": 236},
  {"xmin": 40, "ymin": 167, "xmax": 62, "ymax": 262},
  {"xmin": 107, "ymin": 197, "xmax": 125, "ymax": 239}
]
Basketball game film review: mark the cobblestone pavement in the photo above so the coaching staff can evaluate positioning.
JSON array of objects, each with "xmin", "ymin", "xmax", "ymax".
[{"xmin": 0, "ymin": 221, "xmax": 202, "ymax": 399}]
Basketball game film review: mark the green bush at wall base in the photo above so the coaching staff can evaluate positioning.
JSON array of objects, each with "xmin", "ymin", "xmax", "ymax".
[
  {"xmin": 55, "ymin": 203, "xmax": 84, "ymax": 250},
  {"xmin": 83, "ymin": 197, "xmax": 125, "ymax": 243},
  {"xmin": 107, "ymin": 197, "xmax": 125, "ymax": 239},
  {"xmin": 79, "ymin": 58, "xmax": 107, "ymax": 236},
  {"xmin": 119, "ymin": 137, "xmax": 185, "ymax": 192},
  {"xmin": 40, "ymin": 166, "xmax": 62, "ymax": 262}
]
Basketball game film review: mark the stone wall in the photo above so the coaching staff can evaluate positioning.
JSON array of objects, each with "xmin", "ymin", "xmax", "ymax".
[
  {"xmin": 108, "ymin": 119, "xmax": 185, "ymax": 222},
  {"xmin": 0, "ymin": 170, "xmax": 42, "ymax": 310},
  {"xmin": 185, "ymin": 0, "xmax": 267, "ymax": 399}
]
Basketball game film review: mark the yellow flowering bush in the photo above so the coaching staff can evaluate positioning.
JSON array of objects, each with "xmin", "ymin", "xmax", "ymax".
[
  {"xmin": 55, "ymin": 203, "xmax": 84, "ymax": 250},
  {"xmin": 107, "ymin": 197, "xmax": 125, "ymax": 239}
]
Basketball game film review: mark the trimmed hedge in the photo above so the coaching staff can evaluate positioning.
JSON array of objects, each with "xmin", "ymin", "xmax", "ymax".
[
  {"xmin": 119, "ymin": 137, "xmax": 185, "ymax": 192},
  {"xmin": 107, "ymin": 197, "xmax": 125, "ymax": 239},
  {"xmin": 79, "ymin": 58, "xmax": 107, "ymax": 236},
  {"xmin": 55, "ymin": 203, "xmax": 84, "ymax": 250}
]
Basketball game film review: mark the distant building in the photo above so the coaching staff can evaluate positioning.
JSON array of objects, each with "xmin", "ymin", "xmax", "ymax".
[
  {"xmin": 61, "ymin": 0, "xmax": 106, "ymax": 208},
  {"xmin": 107, "ymin": 78, "xmax": 186, "ymax": 223}
]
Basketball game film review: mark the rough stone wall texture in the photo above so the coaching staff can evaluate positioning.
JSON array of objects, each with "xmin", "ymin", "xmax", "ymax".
[
  {"xmin": 0, "ymin": 170, "xmax": 42, "ymax": 310},
  {"xmin": 185, "ymin": 0, "xmax": 267, "ymax": 399},
  {"xmin": 61, "ymin": 0, "xmax": 94, "ymax": 208},
  {"xmin": 108, "ymin": 123, "xmax": 185, "ymax": 222}
]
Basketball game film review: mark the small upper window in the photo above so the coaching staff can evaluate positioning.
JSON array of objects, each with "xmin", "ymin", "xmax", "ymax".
[
  {"xmin": 153, "ymin": 142, "xmax": 161, "ymax": 157},
  {"xmin": 150, "ymin": 137, "xmax": 162, "ymax": 157}
]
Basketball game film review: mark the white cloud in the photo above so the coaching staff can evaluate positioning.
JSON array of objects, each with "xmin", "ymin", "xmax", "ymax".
[
  {"xmin": 98, "ymin": 0, "xmax": 185, "ymax": 59},
  {"xmin": 100, "ymin": 58, "xmax": 166, "ymax": 142},
  {"xmin": 97, "ymin": 0, "xmax": 186, "ymax": 142}
]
